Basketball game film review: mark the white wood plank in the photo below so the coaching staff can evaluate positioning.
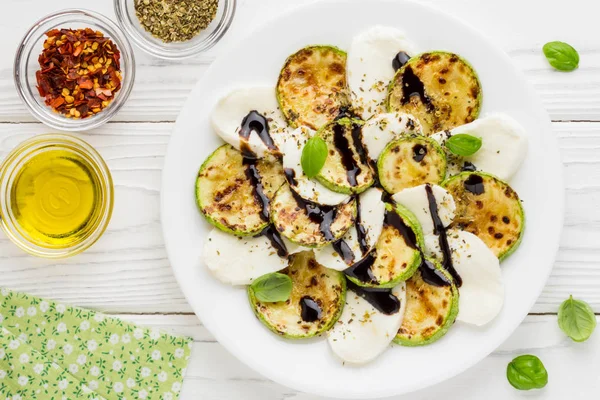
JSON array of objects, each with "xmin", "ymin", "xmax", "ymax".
[
  {"xmin": 118, "ymin": 314, "xmax": 600, "ymax": 399},
  {"xmin": 1, "ymin": 0, "xmax": 599, "ymax": 122},
  {"xmin": 0, "ymin": 121, "xmax": 597, "ymax": 314}
]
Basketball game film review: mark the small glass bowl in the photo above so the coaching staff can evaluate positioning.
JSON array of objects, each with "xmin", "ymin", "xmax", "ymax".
[
  {"xmin": 114, "ymin": 0, "xmax": 236, "ymax": 60},
  {"xmin": 0, "ymin": 134, "xmax": 114, "ymax": 258},
  {"xmin": 14, "ymin": 9, "xmax": 136, "ymax": 132}
]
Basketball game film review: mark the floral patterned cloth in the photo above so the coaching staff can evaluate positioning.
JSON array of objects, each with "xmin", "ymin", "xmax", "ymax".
[{"xmin": 0, "ymin": 288, "xmax": 193, "ymax": 400}]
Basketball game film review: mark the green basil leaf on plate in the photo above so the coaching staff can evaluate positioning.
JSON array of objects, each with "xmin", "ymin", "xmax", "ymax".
[
  {"xmin": 558, "ymin": 295, "xmax": 596, "ymax": 342},
  {"xmin": 250, "ymin": 272, "xmax": 293, "ymax": 303},
  {"xmin": 506, "ymin": 354, "xmax": 548, "ymax": 391},
  {"xmin": 301, "ymin": 136, "xmax": 328, "ymax": 178},
  {"xmin": 446, "ymin": 134, "xmax": 482, "ymax": 156},
  {"xmin": 543, "ymin": 41, "xmax": 579, "ymax": 72}
]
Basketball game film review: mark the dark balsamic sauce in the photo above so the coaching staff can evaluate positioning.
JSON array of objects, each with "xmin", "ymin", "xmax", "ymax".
[
  {"xmin": 401, "ymin": 66, "xmax": 434, "ymax": 112},
  {"xmin": 290, "ymin": 190, "xmax": 338, "ymax": 242},
  {"xmin": 283, "ymin": 168, "xmax": 298, "ymax": 186},
  {"xmin": 412, "ymin": 144, "xmax": 428, "ymax": 162},
  {"xmin": 425, "ymin": 184, "xmax": 462, "ymax": 286},
  {"xmin": 355, "ymin": 196, "xmax": 369, "ymax": 255},
  {"xmin": 347, "ymin": 281, "xmax": 401, "ymax": 315},
  {"xmin": 300, "ymin": 296, "xmax": 322, "ymax": 322},
  {"xmin": 344, "ymin": 252, "xmax": 377, "ymax": 284},
  {"xmin": 333, "ymin": 123, "xmax": 361, "ymax": 187},
  {"xmin": 464, "ymin": 174, "xmax": 485, "ymax": 195},
  {"xmin": 419, "ymin": 258, "xmax": 451, "ymax": 287},
  {"xmin": 351, "ymin": 124, "xmax": 370, "ymax": 171},
  {"xmin": 392, "ymin": 51, "xmax": 411, "ymax": 72},
  {"xmin": 332, "ymin": 239, "xmax": 355, "ymax": 265},
  {"xmin": 238, "ymin": 110, "xmax": 277, "ymax": 158},
  {"xmin": 335, "ymin": 106, "xmax": 359, "ymax": 120},
  {"xmin": 462, "ymin": 162, "xmax": 477, "ymax": 172},
  {"xmin": 383, "ymin": 210, "xmax": 417, "ymax": 249},
  {"xmin": 258, "ymin": 225, "xmax": 288, "ymax": 258},
  {"xmin": 243, "ymin": 157, "xmax": 270, "ymax": 222}
]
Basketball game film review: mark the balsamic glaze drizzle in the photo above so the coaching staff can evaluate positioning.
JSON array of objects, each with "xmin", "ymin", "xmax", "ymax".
[
  {"xmin": 243, "ymin": 157, "xmax": 270, "ymax": 222},
  {"xmin": 464, "ymin": 174, "xmax": 485, "ymax": 195},
  {"xmin": 258, "ymin": 225, "xmax": 288, "ymax": 258},
  {"xmin": 419, "ymin": 258, "xmax": 451, "ymax": 287},
  {"xmin": 392, "ymin": 51, "xmax": 411, "ymax": 72},
  {"xmin": 383, "ymin": 210, "xmax": 417, "ymax": 249},
  {"xmin": 290, "ymin": 190, "xmax": 339, "ymax": 242},
  {"xmin": 332, "ymin": 239, "xmax": 355, "ymax": 265},
  {"xmin": 424, "ymin": 184, "xmax": 462, "ymax": 286},
  {"xmin": 462, "ymin": 161, "xmax": 477, "ymax": 172},
  {"xmin": 355, "ymin": 196, "xmax": 369, "ymax": 255},
  {"xmin": 283, "ymin": 168, "xmax": 298, "ymax": 186},
  {"xmin": 347, "ymin": 281, "xmax": 401, "ymax": 315},
  {"xmin": 412, "ymin": 144, "xmax": 428, "ymax": 162},
  {"xmin": 401, "ymin": 66, "xmax": 434, "ymax": 112},
  {"xmin": 300, "ymin": 296, "xmax": 322, "ymax": 322},
  {"xmin": 333, "ymin": 123, "xmax": 362, "ymax": 187},
  {"xmin": 238, "ymin": 110, "xmax": 277, "ymax": 158},
  {"xmin": 351, "ymin": 124, "xmax": 371, "ymax": 171}
]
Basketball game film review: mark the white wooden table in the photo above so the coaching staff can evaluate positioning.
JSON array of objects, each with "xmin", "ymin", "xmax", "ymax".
[{"xmin": 1, "ymin": 0, "xmax": 599, "ymax": 398}]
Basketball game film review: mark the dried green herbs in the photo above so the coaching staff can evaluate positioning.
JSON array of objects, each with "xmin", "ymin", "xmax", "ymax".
[{"xmin": 134, "ymin": 0, "xmax": 219, "ymax": 43}]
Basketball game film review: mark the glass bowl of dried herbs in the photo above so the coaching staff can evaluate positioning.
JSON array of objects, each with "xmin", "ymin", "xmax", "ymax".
[
  {"xmin": 114, "ymin": 0, "xmax": 236, "ymax": 60},
  {"xmin": 14, "ymin": 9, "xmax": 135, "ymax": 131}
]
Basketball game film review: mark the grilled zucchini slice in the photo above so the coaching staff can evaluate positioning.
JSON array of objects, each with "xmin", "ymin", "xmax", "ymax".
[
  {"xmin": 346, "ymin": 204, "xmax": 423, "ymax": 288},
  {"xmin": 270, "ymin": 183, "xmax": 356, "ymax": 248},
  {"xmin": 277, "ymin": 45, "xmax": 351, "ymax": 130},
  {"xmin": 394, "ymin": 259, "xmax": 459, "ymax": 346},
  {"xmin": 316, "ymin": 118, "xmax": 375, "ymax": 194},
  {"xmin": 378, "ymin": 135, "xmax": 447, "ymax": 194},
  {"xmin": 387, "ymin": 52, "xmax": 482, "ymax": 136},
  {"xmin": 196, "ymin": 145, "xmax": 285, "ymax": 235},
  {"xmin": 248, "ymin": 250, "xmax": 346, "ymax": 338},
  {"xmin": 443, "ymin": 172, "xmax": 525, "ymax": 260}
]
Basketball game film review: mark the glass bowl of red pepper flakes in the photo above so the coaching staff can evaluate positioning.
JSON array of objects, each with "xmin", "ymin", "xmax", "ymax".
[{"xmin": 14, "ymin": 9, "xmax": 135, "ymax": 131}]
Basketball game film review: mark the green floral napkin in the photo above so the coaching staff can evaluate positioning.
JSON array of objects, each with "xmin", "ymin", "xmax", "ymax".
[{"xmin": 0, "ymin": 288, "xmax": 193, "ymax": 400}]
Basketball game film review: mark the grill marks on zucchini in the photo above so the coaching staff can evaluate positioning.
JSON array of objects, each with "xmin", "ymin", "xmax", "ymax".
[
  {"xmin": 317, "ymin": 118, "xmax": 375, "ymax": 194},
  {"xmin": 271, "ymin": 184, "xmax": 356, "ymax": 247},
  {"xmin": 378, "ymin": 135, "xmax": 447, "ymax": 194},
  {"xmin": 277, "ymin": 46, "xmax": 351, "ymax": 130},
  {"xmin": 387, "ymin": 52, "xmax": 482, "ymax": 136},
  {"xmin": 443, "ymin": 172, "xmax": 525, "ymax": 260},
  {"xmin": 249, "ymin": 251, "xmax": 346, "ymax": 338},
  {"xmin": 395, "ymin": 259, "xmax": 459, "ymax": 346},
  {"xmin": 196, "ymin": 145, "xmax": 285, "ymax": 235}
]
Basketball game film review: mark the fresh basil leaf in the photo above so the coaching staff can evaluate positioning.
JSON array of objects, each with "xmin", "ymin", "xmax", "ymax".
[
  {"xmin": 543, "ymin": 41, "xmax": 579, "ymax": 72},
  {"xmin": 301, "ymin": 136, "xmax": 328, "ymax": 178},
  {"xmin": 446, "ymin": 134, "xmax": 482, "ymax": 156},
  {"xmin": 558, "ymin": 295, "xmax": 596, "ymax": 342},
  {"xmin": 250, "ymin": 273, "xmax": 293, "ymax": 303},
  {"xmin": 506, "ymin": 355, "xmax": 548, "ymax": 391}
]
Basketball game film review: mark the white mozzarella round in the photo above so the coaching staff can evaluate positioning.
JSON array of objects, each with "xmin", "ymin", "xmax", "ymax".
[
  {"xmin": 210, "ymin": 87, "xmax": 289, "ymax": 158},
  {"xmin": 361, "ymin": 112, "xmax": 422, "ymax": 161},
  {"xmin": 431, "ymin": 113, "xmax": 528, "ymax": 181},
  {"xmin": 347, "ymin": 26, "xmax": 418, "ymax": 120},
  {"xmin": 281, "ymin": 126, "xmax": 350, "ymax": 206},
  {"xmin": 392, "ymin": 184, "xmax": 456, "ymax": 236},
  {"xmin": 328, "ymin": 283, "xmax": 407, "ymax": 364},
  {"xmin": 424, "ymin": 229, "xmax": 504, "ymax": 326},
  {"xmin": 314, "ymin": 188, "xmax": 386, "ymax": 271},
  {"xmin": 202, "ymin": 228, "xmax": 288, "ymax": 286}
]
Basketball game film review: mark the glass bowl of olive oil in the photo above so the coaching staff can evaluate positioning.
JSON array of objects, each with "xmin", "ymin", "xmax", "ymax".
[{"xmin": 0, "ymin": 134, "xmax": 113, "ymax": 258}]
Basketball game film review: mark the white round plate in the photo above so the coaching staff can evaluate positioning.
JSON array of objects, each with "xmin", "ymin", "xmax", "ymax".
[{"xmin": 161, "ymin": 0, "xmax": 564, "ymax": 398}]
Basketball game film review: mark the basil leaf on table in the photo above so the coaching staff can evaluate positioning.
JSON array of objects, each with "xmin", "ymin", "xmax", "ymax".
[
  {"xmin": 506, "ymin": 355, "xmax": 548, "ymax": 391},
  {"xmin": 250, "ymin": 273, "xmax": 293, "ymax": 303},
  {"xmin": 445, "ymin": 134, "xmax": 482, "ymax": 157},
  {"xmin": 301, "ymin": 136, "xmax": 328, "ymax": 178},
  {"xmin": 558, "ymin": 295, "xmax": 596, "ymax": 342},
  {"xmin": 543, "ymin": 41, "xmax": 580, "ymax": 72}
]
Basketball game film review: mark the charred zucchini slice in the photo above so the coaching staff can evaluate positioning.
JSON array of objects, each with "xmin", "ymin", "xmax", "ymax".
[
  {"xmin": 387, "ymin": 52, "xmax": 482, "ymax": 136},
  {"xmin": 277, "ymin": 45, "xmax": 351, "ymax": 130},
  {"xmin": 316, "ymin": 118, "xmax": 375, "ymax": 194},
  {"xmin": 270, "ymin": 183, "xmax": 356, "ymax": 248},
  {"xmin": 346, "ymin": 204, "xmax": 423, "ymax": 288},
  {"xmin": 378, "ymin": 135, "xmax": 447, "ymax": 194},
  {"xmin": 196, "ymin": 145, "xmax": 285, "ymax": 236},
  {"xmin": 248, "ymin": 250, "xmax": 346, "ymax": 338},
  {"xmin": 443, "ymin": 172, "xmax": 525, "ymax": 260},
  {"xmin": 394, "ymin": 259, "xmax": 459, "ymax": 346}
]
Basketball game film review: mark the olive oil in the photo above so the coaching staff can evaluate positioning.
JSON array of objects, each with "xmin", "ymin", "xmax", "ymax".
[{"xmin": 10, "ymin": 149, "xmax": 102, "ymax": 248}]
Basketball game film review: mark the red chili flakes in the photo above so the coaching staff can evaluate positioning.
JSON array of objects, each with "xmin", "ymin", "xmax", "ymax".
[{"xmin": 35, "ymin": 28, "xmax": 122, "ymax": 119}]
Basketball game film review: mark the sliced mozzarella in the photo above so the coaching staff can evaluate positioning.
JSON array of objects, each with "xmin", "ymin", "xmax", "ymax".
[
  {"xmin": 392, "ymin": 184, "xmax": 455, "ymax": 236},
  {"xmin": 202, "ymin": 228, "xmax": 288, "ymax": 286},
  {"xmin": 211, "ymin": 87, "xmax": 289, "ymax": 158},
  {"xmin": 361, "ymin": 112, "xmax": 422, "ymax": 161},
  {"xmin": 347, "ymin": 26, "xmax": 418, "ymax": 120},
  {"xmin": 282, "ymin": 237, "xmax": 312, "ymax": 255},
  {"xmin": 431, "ymin": 114, "xmax": 528, "ymax": 181},
  {"xmin": 281, "ymin": 126, "xmax": 350, "ymax": 206},
  {"xmin": 328, "ymin": 283, "xmax": 407, "ymax": 364},
  {"xmin": 314, "ymin": 188, "xmax": 386, "ymax": 270},
  {"xmin": 424, "ymin": 230, "xmax": 504, "ymax": 326}
]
